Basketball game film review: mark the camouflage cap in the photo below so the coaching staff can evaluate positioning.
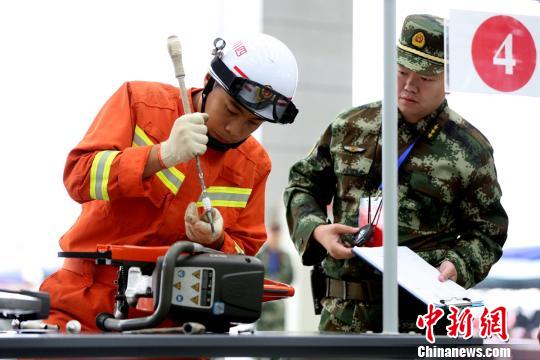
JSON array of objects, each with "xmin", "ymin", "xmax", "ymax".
[{"xmin": 397, "ymin": 14, "xmax": 445, "ymax": 76}]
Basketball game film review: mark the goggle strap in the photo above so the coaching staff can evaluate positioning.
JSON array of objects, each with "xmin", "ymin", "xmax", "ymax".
[{"xmin": 211, "ymin": 57, "xmax": 237, "ymax": 91}]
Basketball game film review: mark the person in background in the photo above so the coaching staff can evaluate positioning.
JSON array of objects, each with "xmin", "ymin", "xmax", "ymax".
[
  {"xmin": 256, "ymin": 221, "xmax": 294, "ymax": 331},
  {"xmin": 284, "ymin": 14, "xmax": 508, "ymax": 332}
]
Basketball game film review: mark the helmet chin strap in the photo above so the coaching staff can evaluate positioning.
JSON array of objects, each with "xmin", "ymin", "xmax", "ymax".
[{"xmin": 201, "ymin": 78, "xmax": 247, "ymax": 152}]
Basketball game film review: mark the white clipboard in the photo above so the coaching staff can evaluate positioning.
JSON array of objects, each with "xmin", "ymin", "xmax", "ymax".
[{"xmin": 352, "ymin": 246, "xmax": 484, "ymax": 308}]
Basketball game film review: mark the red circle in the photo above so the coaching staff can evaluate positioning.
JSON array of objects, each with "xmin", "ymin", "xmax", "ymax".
[{"xmin": 471, "ymin": 15, "xmax": 537, "ymax": 92}]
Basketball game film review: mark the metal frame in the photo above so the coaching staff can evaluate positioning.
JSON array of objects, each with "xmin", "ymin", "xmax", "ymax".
[
  {"xmin": 0, "ymin": 333, "xmax": 483, "ymax": 358},
  {"xmin": 382, "ymin": 0, "xmax": 399, "ymax": 334}
]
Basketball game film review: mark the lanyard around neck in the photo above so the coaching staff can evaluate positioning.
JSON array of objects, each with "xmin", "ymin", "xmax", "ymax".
[
  {"xmin": 368, "ymin": 138, "xmax": 419, "ymax": 226},
  {"xmin": 378, "ymin": 137, "xmax": 419, "ymax": 190}
]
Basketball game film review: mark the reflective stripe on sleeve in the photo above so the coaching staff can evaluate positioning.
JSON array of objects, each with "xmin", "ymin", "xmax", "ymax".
[
  {"xmin": 155, "ymin": 167, "xmax": 185, "ymax": 195},
  {"xmin": 196, "ymin": 186, "xmax": 252, "ymax": 208},
  {"xmin": 90, "ymin": 150, "xmax": 120, "ymax": 200},
  {"xmin": 132, "ymin": 125, "xmax": 185, "ymax": 195},
  {"xmin": 133, "ymin": 125, "xmax": 154, "ymax": 147}
]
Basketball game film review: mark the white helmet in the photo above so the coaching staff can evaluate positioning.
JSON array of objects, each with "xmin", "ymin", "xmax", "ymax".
[{"xmin": 207, "ymin": 33, "xmax": 299, "ymax": 124}]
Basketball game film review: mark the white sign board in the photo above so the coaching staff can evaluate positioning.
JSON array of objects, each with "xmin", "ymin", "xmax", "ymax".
[{"xmin": 447, "ymin": 10, "xmax": 540, "ymax": 97}]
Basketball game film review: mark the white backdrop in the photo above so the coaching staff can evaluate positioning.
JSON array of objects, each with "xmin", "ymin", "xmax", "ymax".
[{"xmin": 0, "ymin": 0, "xmax": 262, "ymax": 284}]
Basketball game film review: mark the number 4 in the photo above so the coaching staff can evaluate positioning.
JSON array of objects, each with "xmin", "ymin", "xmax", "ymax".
[{"xmin": 493, "ymin": 34, "xmax": 516, "ymax": 75}]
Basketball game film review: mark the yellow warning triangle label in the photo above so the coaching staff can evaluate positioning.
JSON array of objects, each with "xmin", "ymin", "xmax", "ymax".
[
  {"xmin": 191, "ymin": 295, "xmax": 199, "ymax": 305},
  {"xmin": 174, "ymin": 282, "xmax": 182, "ymax": 290},
  {"xmin": 191, "ymin": 283, "xmax": 200, "ymax": 292},
  {"xmin": 193, "ymin": 270, "xmax": 201, "ymax": 279}
]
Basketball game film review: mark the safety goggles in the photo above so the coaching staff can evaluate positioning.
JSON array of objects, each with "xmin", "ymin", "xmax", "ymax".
[{"xmin": 210, "ymin": 57, "xmax": 298, "ymax": 124}]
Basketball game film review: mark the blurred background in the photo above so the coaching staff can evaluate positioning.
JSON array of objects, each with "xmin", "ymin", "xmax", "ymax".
[{"xmin": 0, "ymin": 0, "xmax": 539, "ymax": 342}]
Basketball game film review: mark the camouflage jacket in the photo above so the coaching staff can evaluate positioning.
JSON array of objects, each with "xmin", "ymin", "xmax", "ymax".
[{"xmin": 284, "ymin": 100, "xmax": 508, "ymax": 289}]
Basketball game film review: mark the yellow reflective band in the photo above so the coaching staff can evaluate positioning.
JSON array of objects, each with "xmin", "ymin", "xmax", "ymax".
[
  {"xmin": 155, "ymin": 167, "xmax": 186, "ymax": 195},
  {"xmin": 101, "ymin": 151, "xmax": 117, "ymax": 200},
  {"xmin": 134, "ymin": 125, "xmax": 154, "ymax": 146},
  {"xmin": 90, "ymin": 152, "xmax": 105, "ymax": 200},
  {"xmin": 196, "ymin": 200, "xmax": 248, "ymax": 208},
  {"xmin": 155, "ymin": 171, "xmax": 179, "ymax": 195},
  {"xmin": 207, "ymin": 186, "xmax": 252, "ymax": 195},
  {"xmin": 397, "ymin": 42, "xmax": 445, "ymax": 64},
  {"xmin": 197, "ymin": 186, "xmax": 252, "ymax": 208},
  {"xmin": 90, "ymin": 150, "xmax": 120, "ymax": 200},
  {"xmin": 234, "ymin": 241, "xmax": 245, "ymax": 254},
  {"xmin": 131, "ymin": 125, "xmax": 186, "ymax": 195},
  {"xmin": 168, "ymin": 167, "xmax": 185, "ymax": 182}
]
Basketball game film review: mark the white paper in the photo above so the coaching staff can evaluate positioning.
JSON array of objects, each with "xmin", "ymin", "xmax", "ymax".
[{"xmin": 352, "ymin": 246, "xmax": 483, "ymax": 308}]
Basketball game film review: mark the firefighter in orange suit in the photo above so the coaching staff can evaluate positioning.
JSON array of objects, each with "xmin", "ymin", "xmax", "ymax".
[{"xmin": 40, "ymin": 34, "xmax": 299, "ymax": 332}]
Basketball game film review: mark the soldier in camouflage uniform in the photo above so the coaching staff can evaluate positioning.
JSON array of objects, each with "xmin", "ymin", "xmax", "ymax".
[
  {"xmin": 256, "ymin": 222, "xmax": 294, "ymax": 331},
  {"xmin": 284, "ymin": 14, "xmax": 508, "ymax": 332}
]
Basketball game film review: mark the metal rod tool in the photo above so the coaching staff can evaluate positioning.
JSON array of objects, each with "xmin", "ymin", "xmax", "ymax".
[{"xmin": 167, "ymin": 35, "xmax": 215, "ymax": 237}]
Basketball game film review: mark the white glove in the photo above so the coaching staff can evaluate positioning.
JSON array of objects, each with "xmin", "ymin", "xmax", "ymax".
[
  {"xmin": 184, "ymin": 202, "xmax": 224, "ymax": 247},
  {"xmin": 159, "ymin": 113, "xmax": 208, "ymax": 168}
]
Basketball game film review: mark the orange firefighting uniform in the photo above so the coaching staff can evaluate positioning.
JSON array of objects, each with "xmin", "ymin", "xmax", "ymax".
[{"xmin": 40, "ymin": 81, "xmax": 271, "ymax": 331}]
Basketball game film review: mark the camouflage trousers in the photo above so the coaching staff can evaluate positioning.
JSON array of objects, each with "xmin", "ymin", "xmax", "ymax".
[
  {"xmin": 319, "ymin": 297, "xmax": 383, "ymax": 332},
  {"xmin": 319, "ymin": 296, "xmax": 427, "ymax": 333},
  {"xmin": 256, "ymin": 301, "xmax": 286, "ymax": 331}
]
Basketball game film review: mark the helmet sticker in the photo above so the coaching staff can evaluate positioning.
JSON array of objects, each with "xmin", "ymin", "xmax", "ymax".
[{"xmin": 233, "ymin": 41, "xmax": 247, "ymax": 57}]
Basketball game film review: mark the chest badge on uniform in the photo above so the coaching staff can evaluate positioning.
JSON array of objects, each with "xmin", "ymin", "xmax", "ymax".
[{"xmin": 343, "ymin": 145, "xmax": 366, "ymax": 153}]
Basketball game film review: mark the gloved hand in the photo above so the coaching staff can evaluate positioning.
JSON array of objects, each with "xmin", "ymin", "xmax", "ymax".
[
  {"xmin": 184, "ymin": 202, "xmax": 224, "ymax": 248},
  {"xmin": 159, "ymin": 113, "xmax": 208, "ymax": 168}
]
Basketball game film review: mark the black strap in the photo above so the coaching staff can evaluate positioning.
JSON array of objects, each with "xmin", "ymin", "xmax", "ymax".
[
  {"xmin": 200, "ymin": 77, "xmax": 215, "ymax": 113},
  {"xmin": 57, "ymin": 251, "xmax": 109, "ymax": 259}
]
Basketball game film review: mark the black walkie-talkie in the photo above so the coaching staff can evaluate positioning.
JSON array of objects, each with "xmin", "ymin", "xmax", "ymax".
[{"xmin": 352, "ymin": 224, "xmax": 375, "ymax": 247}]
